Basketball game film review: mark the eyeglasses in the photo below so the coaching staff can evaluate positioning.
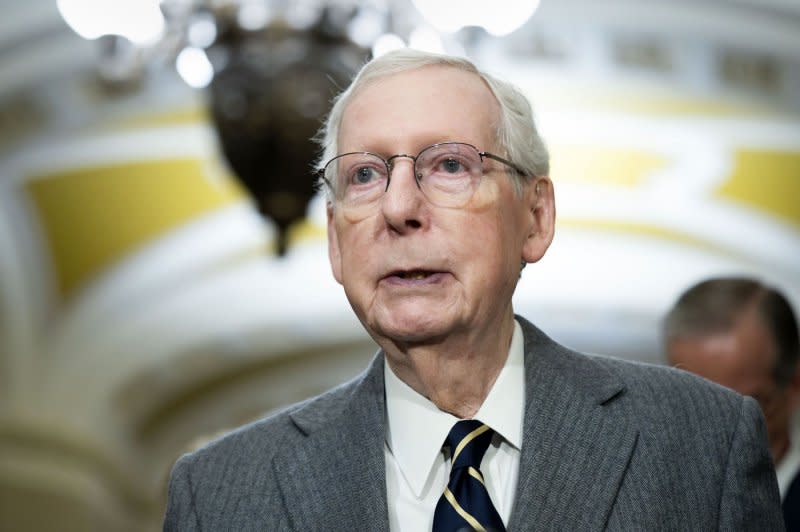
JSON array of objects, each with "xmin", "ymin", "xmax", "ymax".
[{"xmin": 315, "ymin": 142, "xmax": 526, "ymax": 216}]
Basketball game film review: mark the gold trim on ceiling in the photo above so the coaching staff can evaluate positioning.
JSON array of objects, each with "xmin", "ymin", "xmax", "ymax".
[
  {"xmin": 550, "ymin": 145, "xmax": 667, "ymax": 187},
  {"xmin": 25, "ymin": 158, "xmax": 244, "ymax": 299},
  {"xmin": 717, "ymin": 148, "xmax": 800, "ymax": 227}
]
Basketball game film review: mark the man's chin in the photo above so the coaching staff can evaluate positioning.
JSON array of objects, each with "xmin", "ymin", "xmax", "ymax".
[{"xmin": 368, "ymin": 315, "xmax": 452, "ymax": 346}]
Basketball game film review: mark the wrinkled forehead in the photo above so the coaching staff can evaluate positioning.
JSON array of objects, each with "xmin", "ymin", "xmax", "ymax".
[{"xmin": 338, "ymin": 65, "xmax": 501, "ymax": 148}]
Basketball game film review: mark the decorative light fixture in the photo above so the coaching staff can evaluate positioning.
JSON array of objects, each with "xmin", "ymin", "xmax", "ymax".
[
  {"xmin": 204, "ymin": 3, "xmax": 371, "ymax": 254},
  {"xmin": 56, "ymin": 0, "xmax": 166, "ymax": 45},
  {"xmin": 410, "ymin": 0, "xmax": 540, "ymax": 36},
  {"xmin": 176, "ymin": 47, "xmax": 214, "ymax": 88},
  {"xmin": 56, "ymin": 0, "xmax": 496, "ymax": 254}
]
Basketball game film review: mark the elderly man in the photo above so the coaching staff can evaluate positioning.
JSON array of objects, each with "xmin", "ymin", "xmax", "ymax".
[
  {"xmin": 164, "ymin": 49, "xmax": 783, "ymax": 530},
  {"xmin": 664, "ymin": 277, "xmax": 800, "ymax": 530}
]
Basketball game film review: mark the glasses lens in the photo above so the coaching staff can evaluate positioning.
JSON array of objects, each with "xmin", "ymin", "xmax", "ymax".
[
  {"xmin": 327, "ymin": 153, "xmax": 388, "ymax": 205},
  {"xmin": 416, "ymin": 143, "xmax": 482, "ymax": 207}
]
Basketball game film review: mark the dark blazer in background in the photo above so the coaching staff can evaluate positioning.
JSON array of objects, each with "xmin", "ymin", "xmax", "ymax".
[{"xmin": 164, "ymin": 317, "xmax": 784, "ymax": 531}]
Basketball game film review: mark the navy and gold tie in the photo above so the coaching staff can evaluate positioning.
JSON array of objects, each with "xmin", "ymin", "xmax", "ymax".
[{"xmin": 432, "ymin": 420, "xmax": 506, "ymax": 532}]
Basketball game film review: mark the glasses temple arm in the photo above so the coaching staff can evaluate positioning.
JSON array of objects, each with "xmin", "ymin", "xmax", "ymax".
[{"xmin": 480, "ymin": 152, "xmax": 529, "ymax": 177}]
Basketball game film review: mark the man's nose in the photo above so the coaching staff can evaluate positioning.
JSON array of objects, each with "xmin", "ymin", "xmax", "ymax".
[
  {"xmin": 385, "ymin": 156, "xmax": 419, "ymax": 189},
  {"xmin": 380, "ymin": 158, "xmax": 424, "ymax": 231}
]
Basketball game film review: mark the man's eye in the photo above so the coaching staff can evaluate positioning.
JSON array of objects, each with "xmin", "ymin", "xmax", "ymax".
[
  {"xmin": 352, "ymin": 166, "xmax": 378, "ymax": 184},
  {"xmin": 442, "ymin": 158, "xmax": 463, "ymax": 173}
]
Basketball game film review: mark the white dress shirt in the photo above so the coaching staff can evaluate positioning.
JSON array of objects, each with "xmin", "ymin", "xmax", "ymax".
[{"xmin": 384, "ymin": 320, "xmax": 525, "ymax": 531}]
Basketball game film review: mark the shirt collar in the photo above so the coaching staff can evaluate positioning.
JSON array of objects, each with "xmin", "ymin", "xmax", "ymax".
[{"xmin": 384, "ymin": 319, "xmax": 526, "ymax": 497}]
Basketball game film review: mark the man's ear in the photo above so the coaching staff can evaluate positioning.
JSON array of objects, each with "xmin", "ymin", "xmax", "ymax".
[
  {"xmin": 521, "ymin": 176, "xmax": 556, "ymax": 264},
  {"xmin": 327, "ymin": 203, "xmax": 343, "ymax": 284}
]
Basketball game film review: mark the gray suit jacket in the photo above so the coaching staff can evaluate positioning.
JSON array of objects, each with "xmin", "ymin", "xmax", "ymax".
[{"xmin": 164, "ymin": 317, "xmax": 783, "ymax": 530}]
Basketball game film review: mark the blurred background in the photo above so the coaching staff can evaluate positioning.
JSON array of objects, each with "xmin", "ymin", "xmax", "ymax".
[{"xmin": 0, "ymin": 0, "xmax": 798, "ymax": 529}]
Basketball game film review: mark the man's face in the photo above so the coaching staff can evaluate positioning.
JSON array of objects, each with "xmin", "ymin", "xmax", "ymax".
[
  {"xmin": 667, "ymin": 311, "xmax": 797, "ymax": 461},
  {"xmin": 326, "ymin": 66, "xmax": 553, "ymax": 348}
]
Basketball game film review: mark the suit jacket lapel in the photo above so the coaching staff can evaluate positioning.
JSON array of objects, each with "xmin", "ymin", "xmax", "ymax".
[
  {"xmin": 509, "ymin": 318, "xmax": 639, "ymax": 531},
  {"xmin": 272, "ymin": 353, "xmax": 390, "ymax": 531}
]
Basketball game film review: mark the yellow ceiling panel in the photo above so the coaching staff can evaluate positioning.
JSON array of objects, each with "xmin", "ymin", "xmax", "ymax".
[
  {"xmin": 25, "ymin": 158, "xmax": 245, "ymax": 299},
  {"xmin": 115, "ymin": 106, "xmax": 210, "ymax": 130},
  {"xmin": 556, "ymin": 219, "xmax": 730, "ymax": 255},
  {"xmin": 717, "ymin": 149, "xmax": 800, "ymax": 227},
  {"xmin": 550, "ymin": 145, "xmax": 667, "ymax": 186}
]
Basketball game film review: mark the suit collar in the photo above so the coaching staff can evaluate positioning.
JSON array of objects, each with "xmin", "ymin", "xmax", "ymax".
[
  {"xmin": 286, "ymin": 352, "xmax": 386, "ymax": 435},
  {"xmin": 273, "ymin": 317, "xmax": 638, "ymax": 530},
  {"xmin": 509, "ymin": 316, "xmax": 638, "ymax": 530},
  {"xmin": 274, "ymin": 353, "xmax": 390, "ymax": 531},
  {"xmin": 383, "ymin": 319, "xmax": 526, "ymax": 499}
]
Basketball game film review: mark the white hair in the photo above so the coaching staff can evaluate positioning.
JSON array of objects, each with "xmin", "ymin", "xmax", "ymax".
[{"xmin": 314, "ymin": 48, "xmax": 549, "ymax": 198}]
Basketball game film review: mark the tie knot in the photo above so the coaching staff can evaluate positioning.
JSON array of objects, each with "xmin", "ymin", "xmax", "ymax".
[{"xmin": 444, "ymin": 419, "xmax": 494, "ymax": 470}]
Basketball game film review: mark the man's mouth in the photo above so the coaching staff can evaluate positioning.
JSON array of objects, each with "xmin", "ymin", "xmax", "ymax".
[
  {"xmin": 386, "ymin": 269, "xmax": 443, "ymax": 281},
  {"xmin": 398, "ymin": 270, "xmax": 433, "ymax": 280}
]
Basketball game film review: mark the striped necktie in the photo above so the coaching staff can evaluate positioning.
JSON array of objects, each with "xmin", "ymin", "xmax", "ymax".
[{"xmin": 432, "ymin": 419, "xmax": 506, "ymax": 532}]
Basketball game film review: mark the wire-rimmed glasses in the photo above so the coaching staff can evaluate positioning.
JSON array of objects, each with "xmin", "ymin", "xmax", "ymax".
[{"xmin": 315, "ymin": 142, "xmax": 525, "ymax": 217}]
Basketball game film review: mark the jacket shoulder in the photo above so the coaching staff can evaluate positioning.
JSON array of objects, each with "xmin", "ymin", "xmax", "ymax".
[
  {"xmin": 164, "ymin": 365, "xmax": 377, "ymax": 529},
  {"xmin": 517, "ymin": 314, "xmax": 745, "ymax": 418},
  {"xmin": 588, "ymin": 352, "xmax": 744, "ymax": 415},
  {"xmin": 181, "ymin": 366, "xmax": 369, "ymax": 470}
]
